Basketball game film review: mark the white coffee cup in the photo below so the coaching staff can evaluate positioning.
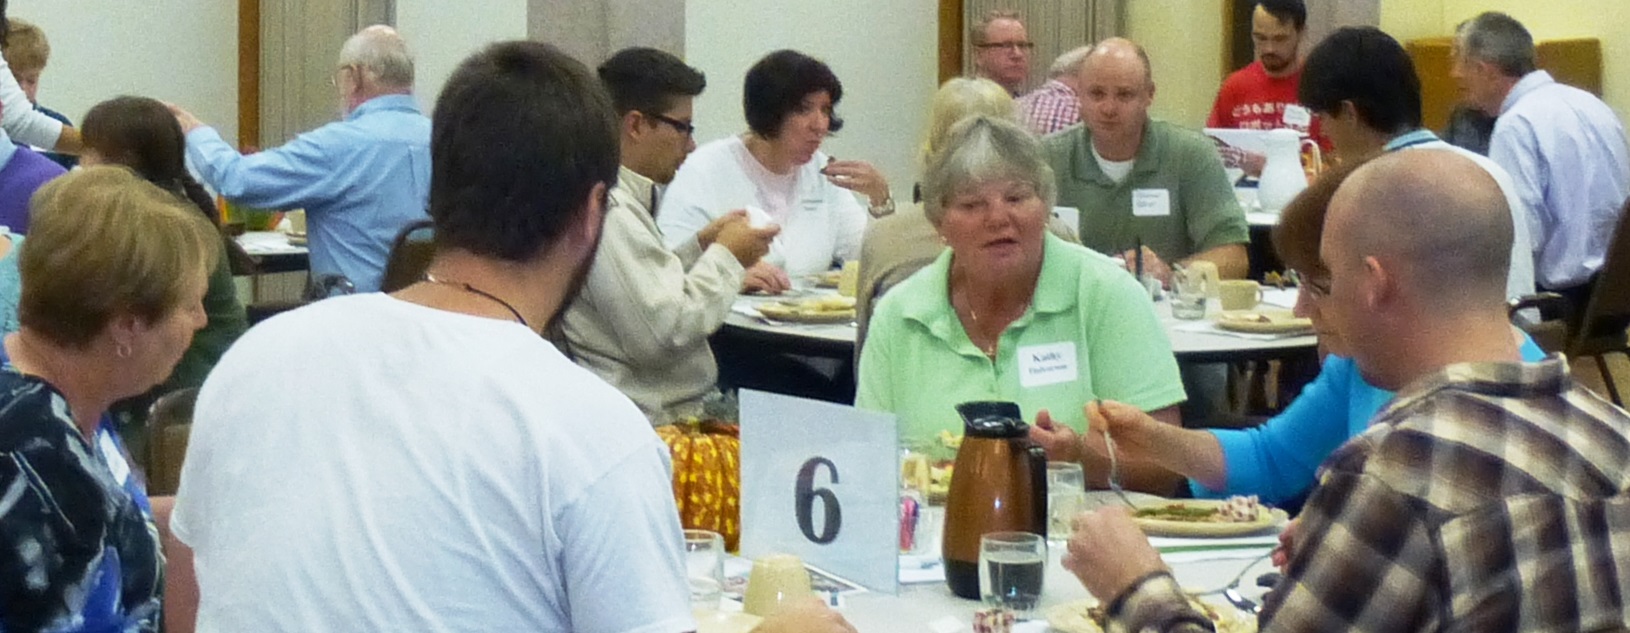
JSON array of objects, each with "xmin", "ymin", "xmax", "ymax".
[{"xmin": 1219, "ymin": 280, "xmax": 1264, "ymax": 311}]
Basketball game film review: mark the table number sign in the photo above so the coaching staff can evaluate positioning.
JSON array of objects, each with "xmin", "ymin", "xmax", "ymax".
[{"xmin": 740, "ymin": 390, "xmax": 900, "ymax": 594}]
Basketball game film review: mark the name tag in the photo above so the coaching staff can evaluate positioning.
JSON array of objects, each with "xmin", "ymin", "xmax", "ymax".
[
  {"xmin": 1282, "ymin": 104, "xmax": 1313, "ymax": 128},
  {"xmin": 1018, "ymin": 342, "xmax": 1079, "ymax": 388},
  {"xmin": 1132, "ymin": 189, "xmax": 1171, "ymax": 217}
]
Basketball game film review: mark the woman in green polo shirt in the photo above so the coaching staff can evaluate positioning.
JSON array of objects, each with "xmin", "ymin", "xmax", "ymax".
[{"xmin": 856, "ymin": 116, "xmax": 1188, "ymax": 493}]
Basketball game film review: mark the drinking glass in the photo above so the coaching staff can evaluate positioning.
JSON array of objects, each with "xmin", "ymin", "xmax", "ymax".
[
  {"xmin": 1171, "ymin": 265, "xmax": 1208, "ymax": 320},
  {"xmin": 1046, "ymin": 461, "xmax": 1087, "ymax": 544},
  {"xmin": 979, "ymin": 531, "xmax": 1046, "ymax": 613},
  {"xmin": 684, "ymin": 529, "xmax": 725, "ymax": 611}
]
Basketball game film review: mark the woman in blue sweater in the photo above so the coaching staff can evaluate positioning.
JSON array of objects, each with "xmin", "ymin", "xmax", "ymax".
[{"xmin": 1080, "ymin": 157, "xmax": 1544, "ymax": 507}]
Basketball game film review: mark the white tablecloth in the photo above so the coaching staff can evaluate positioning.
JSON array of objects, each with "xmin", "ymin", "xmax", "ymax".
[{"xmin": 234, "ymin": 230, "xmax": 308, "ymax": 256}]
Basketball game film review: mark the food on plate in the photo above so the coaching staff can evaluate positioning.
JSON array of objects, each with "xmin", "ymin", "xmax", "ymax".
[
  {"xmin": 1047, "ymin": 596, "xmax": 1255, "ymax": 633},
  {"xmin": 1215, "ymin": 309, "xmax": 1313, "ymax": 334},
  {"xmin": 1135, "ymin": 495, "xmax": 1263, "ymax": 523},
  {"xmin": 755, "ymin": 295, "xmax": 856, "ymax": 323},
  {"xmin": 810, "ymin": 270, "xmax": 844, "ymax": 288}
]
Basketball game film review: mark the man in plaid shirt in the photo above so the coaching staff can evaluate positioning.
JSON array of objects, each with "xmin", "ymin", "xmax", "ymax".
[
  {"xmin": 1017, "ymin": 46, "xmax": 1089, "ymax": 136},
  {"xmin": 1065, "ymin": 149, "xmax": 1630, "ymax": 632}
]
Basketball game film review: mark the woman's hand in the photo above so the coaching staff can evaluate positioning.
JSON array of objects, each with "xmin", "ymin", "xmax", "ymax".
[
  {"xmin": 1078, "ymin": 400, "xmax": 1169, "ymax": 465},
  {"xmin": 1027, "ymin": 409, "xmax": 1082, "ymax": 463},
  {"xmin": 1063, "ymin": 507, "xmax": 1169, "ymax": 601},
  {"xmin": 822, "ymin": 159, "xmax": 890, "ymax": 207},
  {"xmin": 742, "ymin": 260, "xmax": 791, "ymax": 294}
]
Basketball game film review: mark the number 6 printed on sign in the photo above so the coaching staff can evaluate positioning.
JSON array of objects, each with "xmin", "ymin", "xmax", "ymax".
[{"xmin": 795, "ymin": 457, "xmax": 843, "ymax": 544}]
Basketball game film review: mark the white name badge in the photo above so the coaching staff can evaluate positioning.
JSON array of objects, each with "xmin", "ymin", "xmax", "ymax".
[
  {"xmin": 1132, "ymin": 188, "xmax": 1171, "ymax": 217},
  {"xmin": 1051, "ymin": 206, "xmax": 1081, "ymax": 235},
  {"xmin": 1018, "ymin": 342, "xmax": 1079, "ymax": 388},
  {"xmin": 740, "ymin": 390, "xmax": 901, "ymax": 594},
  {"xmin": 1282, "ymin": 104, "xmax": 1313, "ymax": 128}
]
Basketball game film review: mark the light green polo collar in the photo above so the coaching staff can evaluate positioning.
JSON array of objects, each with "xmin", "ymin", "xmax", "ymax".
[
  {"xmin": 1069, "ymin": 118, "xmax": 1167, "ymax": 187},
  {"xmin": 898, "ymin": 232, "xmax": 1081, "ymax": 353}
]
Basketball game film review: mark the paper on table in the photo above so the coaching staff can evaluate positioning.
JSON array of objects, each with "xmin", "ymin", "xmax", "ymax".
[
  {"xmin": 898, "ymin": 554, "xmax": 946, "ymax": 585},
  {"xmin": 1171, "ymin": 320, "xmax": 1303, "ymax": 341},
  {"xmin": 1260, "ymin": 288, "xmax": 1299, "ymax": 309}
]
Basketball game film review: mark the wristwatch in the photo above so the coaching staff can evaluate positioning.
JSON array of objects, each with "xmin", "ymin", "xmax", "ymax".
[{"xmin": 867, "ymin": 195, "xmax": 896, "ymax": 218}]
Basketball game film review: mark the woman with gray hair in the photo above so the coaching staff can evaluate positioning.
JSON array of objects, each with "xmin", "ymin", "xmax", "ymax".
[{"xmin": 856, "ymin": 116, "xmax": 1187, "ymax": 494}]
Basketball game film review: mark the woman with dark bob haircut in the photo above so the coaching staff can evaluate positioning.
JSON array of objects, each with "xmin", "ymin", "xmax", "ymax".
[{"xmin": 657, "ymin": 49, "xmax": 893, "ymax": 293}]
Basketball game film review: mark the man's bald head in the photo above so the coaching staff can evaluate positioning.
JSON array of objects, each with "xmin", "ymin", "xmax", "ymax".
[
  {"xmin": 1079, "ymin": 37, "xmax": 1153, "ymax": 88},
  {"xmin": 1324, "ymin": 149, "xmax": 1512, "ymax": 312},
  {"xmin": 339, "ymin": 24, "xmax": 415, "ymax": 91}
]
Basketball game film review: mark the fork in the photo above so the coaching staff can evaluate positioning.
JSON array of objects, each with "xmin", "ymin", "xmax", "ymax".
[
  {"xmin": 1189, "ymin": 549, "xmax": 1274, "ymax": 615},
  {"xmin": 1097, "ymin": 399, "xmax": 1139, "ymax": 509}
]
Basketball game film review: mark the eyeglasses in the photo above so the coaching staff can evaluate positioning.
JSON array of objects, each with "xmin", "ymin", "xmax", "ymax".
[
  {"xmin": 976, "ymin": 41, "xmax": 1035, "ymax": 52},
  {"xmin": 646, "ymin": 112, "xmax": 696, "ymax": 136}
]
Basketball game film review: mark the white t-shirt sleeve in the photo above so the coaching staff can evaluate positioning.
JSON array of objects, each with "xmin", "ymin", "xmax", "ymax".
[
  {"xmin": 0, "ymin": 54, "xmax": 64, "ymax": 149},
  {"xmin": 831, "ymin": 186, "xmax": 869, "ymax": 263},
  {"xmin": 556, "ymin": 438, "xmax": 694, "ymax": 633}
]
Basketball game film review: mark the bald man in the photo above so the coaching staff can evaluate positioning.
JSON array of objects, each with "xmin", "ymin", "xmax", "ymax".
[
  {"xmin": 1043, "ymin": 38, "xmax": 1249, "ymax": 285},
  {"xmin": 171, "ymin": 25, "xmax": 431, "ymax": 293},
  {"xmin": 1061, "ymin": 149, "xmax": 1630, "ymax": 632}
]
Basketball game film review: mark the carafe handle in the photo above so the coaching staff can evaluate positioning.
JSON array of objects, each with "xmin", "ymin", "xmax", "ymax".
[{"xmin": 1027, "ymin": 443, "xmax": 1048, "ymax": 535}]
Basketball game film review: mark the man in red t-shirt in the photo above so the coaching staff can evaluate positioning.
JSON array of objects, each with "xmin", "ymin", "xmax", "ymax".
[{"xmin": 1207, "ymin": 0, "xmax": 1326, "ymax": 174}]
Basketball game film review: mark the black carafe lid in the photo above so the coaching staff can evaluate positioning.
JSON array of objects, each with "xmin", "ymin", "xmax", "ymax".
[{"xmin": 955, "ymin": 401, "xmax": 1028, "ymax": 438}]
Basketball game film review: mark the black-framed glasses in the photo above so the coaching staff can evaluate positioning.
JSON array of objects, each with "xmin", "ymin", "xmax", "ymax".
[
  {"xmin": 976, "ymin": 41, "xmax": 1035, "ymax": 52},
  {"xmin": 646, "ymin": 112, "xmax": 695, "ymax": 136}
]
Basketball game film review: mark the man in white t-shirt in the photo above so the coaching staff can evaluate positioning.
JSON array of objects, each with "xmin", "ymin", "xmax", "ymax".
[{"xmin": 168, "ymin": 41, "xmax": 852, "ymax": 633}]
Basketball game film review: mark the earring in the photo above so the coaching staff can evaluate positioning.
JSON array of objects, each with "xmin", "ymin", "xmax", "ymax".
[{"xmin": 115, "ymin": 343, "xmax": 132, "ymax": 359}]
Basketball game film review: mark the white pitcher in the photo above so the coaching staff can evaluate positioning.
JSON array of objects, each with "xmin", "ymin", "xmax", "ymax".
[{"xmin": 1256, "ymin": 128, "xmax": 1321, "ymax": 214}]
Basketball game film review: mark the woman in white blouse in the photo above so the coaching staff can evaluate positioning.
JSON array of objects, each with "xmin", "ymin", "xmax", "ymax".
[
  {"xmin": 657, "ymin": 49, "xmax": 891, "ymax": 292},
  {"xmin": 0, "ymin": 10, "xmax": 81, "ymax": 152}
]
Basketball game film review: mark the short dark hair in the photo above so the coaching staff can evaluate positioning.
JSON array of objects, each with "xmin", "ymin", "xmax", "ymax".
[
  {"xmin": 1456, "ymin": 12, "xmax": 1536, "ymax": 78},
  {"xmin": 429, "ymin": 41, "xmax": 618, "ymax": 262},
  {"xmin": 597, "ymin": 47, "xmax": 706, "ymax": 118},
  {"xmin": 1299, "ymin": 27, "xmax": 1422, "ymax": 135},
  {"xmin": 743, "ymin": 50, "xmax": 844, "ymax": 139},
  {"xmin": 1256, "ymin": 0, "xmax": 1306, "ymax": 31}
]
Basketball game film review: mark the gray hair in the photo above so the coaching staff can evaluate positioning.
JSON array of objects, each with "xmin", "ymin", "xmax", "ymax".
[
  {"xmin": 1455, "ymin": 12, "xmax": 1535, "ymax": 79},
  {"xmin": 922, "ymin": 116, "xmax": 1056, "ymax": 225},
  {"xmin": 1048, "ymin": 45, "xmax": 1093, "ymax": 79},
  {"xmin": 339, "ymin": 25, "xmax": 415, "ymax": 90}
]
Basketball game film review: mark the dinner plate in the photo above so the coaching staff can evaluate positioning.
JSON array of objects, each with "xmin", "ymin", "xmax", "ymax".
[
  {"xmin": 1047, "ymin": 597, "xmax": 1256, "ymax": 633},
  {"xmin": 1131, "ymin": 499, "xmax": 1279, "ymax": 538},
  {"xmin": 755, "ymin": 297, "xmax": 856, "ymax": 324},
  {"xmin": 1214, "ymin": 309, "xmax": 1313, "ymax": 335},
  {"xmin": 808, "ymin": 271, "xmax": 843, "ymax": 289}
]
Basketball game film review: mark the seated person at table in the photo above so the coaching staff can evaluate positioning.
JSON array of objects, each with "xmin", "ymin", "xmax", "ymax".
[
  {"xmin": 168, "ymin": 41, "xmax": 851, "ymax": 633},
  {"xmin": 560, "ymin": 47, "xmax": 777, "ymax": 424},
  {"xmin": 81, "ymin": 96, "xmax": 249, "ymax": 430},
  {"xmin": 1067, "ymin": 149, "xmax": 1630, "ymax": 632},
  {"xmin": 0, "ymin": 124, "xmax": 62, "ymax": 233},
  {"xmin": 856, "ymin": 76, "xmax": 1079, "ymax": 355},
  {"xmin": 169, "ymin": 25, "xmax": 430, "ymax": 293},
  {"xmin": 857, "ymin": 116, "xmax": 1186, "ymax": 494},
  {"xmin": 2, "ymin": 19, "xmax": 74, "ymax": 169},
  {"xmin": 0, "ymin": 8, "xmax": 82, "ymax": 154},
  {"xmin": 1043, "ymin": 38, "xmax": 1249, "ymax": 284},
  {"xmin": 0, "ymin": 166, "xmax": 220, "ymax": 632},
  {"xmin": 1299, "ymin": 26, "xmax": 1533, "ymax": 301},
  {"xmin": 1084, "ymin": 157, "xmax": 1545, "ymax": 508},
  {"xmin": 659, "ymin": 50, "xmax": 890, "ymax": 290}
]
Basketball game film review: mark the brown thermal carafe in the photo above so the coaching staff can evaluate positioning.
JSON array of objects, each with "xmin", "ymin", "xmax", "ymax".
[{"xmin": 942, "ymin": 401, "xmax": 1048, "ymax": 600}]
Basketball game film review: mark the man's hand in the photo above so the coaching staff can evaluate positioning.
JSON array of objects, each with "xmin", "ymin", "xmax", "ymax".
[
  {"xmin": 1063, "ymin": 507, "xmax": 1169, "ymax": 601},
  {"xmin": 715, "ymin": 219, "xmax": 780, "ymax": 267},
  {"xmin": 749, "ymin": 597, "xmax": 858, "ymax": 633},
  {"xmin": 742, "ymin": 260, "xmax": 791, "ymax": 294},
  {"xmin": 1027, "ymin": 409, "xmax": 1082, "ymax": 463},
  {"xmin": 821, "ymin": 159, "xmax": 890, "ymax": 206},
  {"xmin": 165, "ymin": 102, "xmax": 206, "ymax": 134},
  {"xmin": 1239, "ymin": 150, "xmax": 1266, "ymax": 178},
  {"xmin": 1119, "ymin": 246, "xmax": 1172, "ymax": 287},
  {"xmin": 696, "ymin": 210, "xmax": 750, "ymax": 249}
]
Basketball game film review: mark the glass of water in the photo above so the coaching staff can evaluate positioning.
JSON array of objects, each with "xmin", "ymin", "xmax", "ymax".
[
  {"xmin": 1046, "ymin": 461, "xmax": 1087, "ymax": 544},
  {"xmin": 979, "ymin": 531, "xmax": 1046, "ymax": 614},
  {"xmin": 684, "ymin": 529, "xmax": 725, "ymax": 611},
  {"xmin": 1171, "ymin": 264, "xmax": 1208, "ymax": 320}
]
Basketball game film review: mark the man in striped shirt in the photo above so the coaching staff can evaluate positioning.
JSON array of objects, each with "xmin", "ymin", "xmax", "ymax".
[{"xmin": 1066, "ymin": 149, "xmax": 1630, "ymax": 632}]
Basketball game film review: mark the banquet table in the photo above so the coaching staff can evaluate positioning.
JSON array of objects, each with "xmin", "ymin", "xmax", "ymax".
[{"xmin": 234, "ymin": 230, "xmax": 309, "ymax": 274}]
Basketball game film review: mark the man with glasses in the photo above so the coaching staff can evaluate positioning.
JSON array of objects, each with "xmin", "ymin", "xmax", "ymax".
[
  {"xmin": 1207, "ymin": 0, "xmax": 1327, "ymax": 175},
  {"xmin": 559, "ymin": 47, "xmax": 779, "ymax": 424},
  {"xmin": 169, "ymin": 25, "xmax": 430, "ymax": 293},
  {"xmin": 969, "ymin": 9, "xmax": 1033, "ymax": 95}
]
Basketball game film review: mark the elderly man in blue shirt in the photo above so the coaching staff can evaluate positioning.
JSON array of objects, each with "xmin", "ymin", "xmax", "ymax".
[
  {"xmin": 1452, "ymin": 12, "xmax": 1630, "ymax": 316},
  {"xmin": 170, "ymin": 25, "xmax": 431, "ymax": 293}
]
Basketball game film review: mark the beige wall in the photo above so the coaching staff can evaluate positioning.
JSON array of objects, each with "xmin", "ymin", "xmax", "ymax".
[
  {"xmin": 399, "ymin": 0, "xmax": 529, "ymax": 109},
  {"xmin": 1433, "ymin": 0, "xmax": 1629, "ymax": 120},
  {"xmin": 1126, "ymin": 0, "xmax": 1224, "ymax": 128}
]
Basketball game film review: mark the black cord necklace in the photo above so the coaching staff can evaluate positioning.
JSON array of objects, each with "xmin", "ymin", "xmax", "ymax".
[{"xmin": 422, "ymin": 273, "xmax": 529, "ymax": 328}]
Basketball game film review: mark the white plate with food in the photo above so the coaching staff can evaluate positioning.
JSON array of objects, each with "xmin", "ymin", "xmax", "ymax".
[
  {"xmin": 754, "ymin": 295, "xmax": 856, "ymax": 324},
  {"xmin": 1214, "ymin": 309, "xmax": 1313, "ymax": 335},
  {"xmin": 808, "ymin": 270, "xmax": 843, "ymax": 289},
  {"xmin": 1047, "ymin": 595, "xmax": 1256, "ymax": 633},
  {"xmin": 1131, "ymin": 497, "xmax": 1279, "ymax": 538}
]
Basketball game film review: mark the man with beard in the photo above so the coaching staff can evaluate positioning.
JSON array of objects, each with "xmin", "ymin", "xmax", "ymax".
[
  {"xmin": 559, "ymin": 47, "xmax": 778, "ymax": 424},
  {"xmin": 167, "ymin": 42, "xmax": 855, "ymax": 633},
  {"xmin": 1207, "ymin": 0, "xmax": 1327, "ymax": 174}
]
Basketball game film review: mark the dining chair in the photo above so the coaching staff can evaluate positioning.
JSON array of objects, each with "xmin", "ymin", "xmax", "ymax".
[
  {"xmin": 381, "ymin": 219, "xmax": 436, "ymax": 293},
  {"xmin": 145, "ymin": 387, "xmax": 200, "ymax": 496}
]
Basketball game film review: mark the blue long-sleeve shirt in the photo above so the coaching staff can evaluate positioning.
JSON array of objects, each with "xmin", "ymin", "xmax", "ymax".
[
  {"xmin": 1193, "ymin": 336, "xmax": 1546, "ymax": 504},
  {"xmin": 186, "ymin": 94, "xmax": 431, "ymax": 292}
]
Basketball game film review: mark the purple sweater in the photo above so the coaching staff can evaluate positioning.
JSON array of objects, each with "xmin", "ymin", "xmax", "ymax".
[{"xmin": 0, "ymin": 146, "xmax": 66, "ymax": 233}]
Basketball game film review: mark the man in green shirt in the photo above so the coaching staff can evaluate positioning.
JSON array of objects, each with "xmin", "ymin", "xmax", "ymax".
[{"xmin": 1044, "ymin": 38, "xmax": 1250, "ymax": 285}]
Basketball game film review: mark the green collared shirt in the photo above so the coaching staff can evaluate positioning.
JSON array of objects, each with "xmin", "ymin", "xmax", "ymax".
[
  {"xmin": 1042, "ymin": 119, "xmax": 1249, "ymax": 261},
  {"xmin": 856, "ymin": 232, "xmax": 1186, "ymax": 446}
]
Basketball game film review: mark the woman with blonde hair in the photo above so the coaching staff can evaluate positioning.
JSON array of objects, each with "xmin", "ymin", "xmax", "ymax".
[
  {"xmin": 855, "ymin": 77, "xmax": 1075, "ymax": 352},
  {"xmin": 0, "ymin": 166, "xmax": 219, "ymax": 631}
]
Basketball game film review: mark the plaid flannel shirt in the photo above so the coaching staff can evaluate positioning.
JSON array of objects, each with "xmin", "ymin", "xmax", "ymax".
[
  {"xmin": 1017, "ymin": 80, "xmax": 1081, "ymax": 137},
  {"xmin": 1113, "ymin": 354, "xmax": 1630, "ymax": 632}
]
